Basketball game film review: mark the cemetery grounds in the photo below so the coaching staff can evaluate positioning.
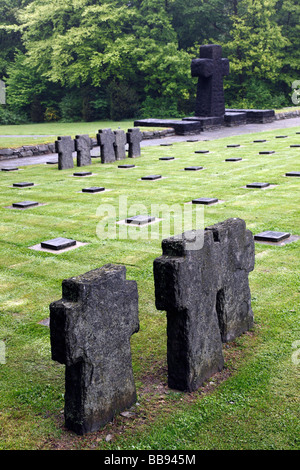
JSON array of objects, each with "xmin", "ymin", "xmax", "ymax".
[{"xmin": 0, "ymin": 122, "xmax": 299, "ymax": 450}]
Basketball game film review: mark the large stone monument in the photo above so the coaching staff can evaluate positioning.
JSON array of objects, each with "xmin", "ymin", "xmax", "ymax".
[
  {"xmin": 192, "ymin": 44, "xmax": 229, "ymax": 118},
  {"xmin": 55, "ymin": 136, "xmax": 75, "ymax": 170},
  {"xmin": 153, "ymin": 218, "xmax": 255, "ymax": 392},
  {"xmin": 50, "ymin": 264, "xmax": 139, "ymax": 435}
]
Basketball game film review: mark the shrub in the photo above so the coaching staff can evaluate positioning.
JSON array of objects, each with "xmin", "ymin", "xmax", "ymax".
[
  {"xmin": 59, "ymin": 92, "xmax": 83, "ymax": 122},
  {"xmin": 139, "ymin": 96, "xmax": 182, "ymax": 119},
  {"xmin": 44, "ymin": 107, "xmax": 60, "ymax": 122},
  {"xmin": 108, "ymin": 82, "xmax": 140, "ymax": 121},
  {"xmin": 0, "ymin": 106, "xmax": 29, "ymax": 125}
]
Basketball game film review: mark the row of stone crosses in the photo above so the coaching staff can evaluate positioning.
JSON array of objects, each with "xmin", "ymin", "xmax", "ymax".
[
  {"xmin": 50, "ymin": 218, "xmax": 255, "ymax": 435},
  {"xmin": 55, "ymin": 128, "xmax": 143, "ymax": 170}
]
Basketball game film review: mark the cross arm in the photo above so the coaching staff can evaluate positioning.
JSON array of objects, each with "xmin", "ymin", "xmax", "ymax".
[{"xmin": 191, "ymin": 58, "xmax": 214, "ymax": 78}]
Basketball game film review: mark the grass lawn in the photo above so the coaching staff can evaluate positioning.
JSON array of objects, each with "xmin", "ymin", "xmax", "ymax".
[
  {"xmin": 0, "ymin": 126, "xmax": 299, "ymax": 450},
  {"xmin": 0, "ymin": 120, "xmax": 165, "ymax": 149}
]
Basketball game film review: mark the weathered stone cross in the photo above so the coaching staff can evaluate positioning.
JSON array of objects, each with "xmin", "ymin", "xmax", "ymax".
[
  {"xmin": 55, "ymin": 136, "xmax": 75, "ymax": 170},
  {"xmin": 153, "ymin": 218, "xmax": 255, "ymax": 392},
  {"xmin": 191, "ymin": 44, "xmax": 229, "ymax": 117},
  {"xmin": 50, "ymin": 264, "xmax": 139, "ymax": 435},
  {"xmin": 97, "ymin": 128, "xmax": 116, "ymax": 163}
]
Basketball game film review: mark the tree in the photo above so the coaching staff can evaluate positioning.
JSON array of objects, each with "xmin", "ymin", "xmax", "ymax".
[
  {"xmin": 223, "ymin": 0, "xmax": 289, "ymax": 108},
  {"xmin": 13, "ymin": 0, "xmax": 194, "ymax": 118}
]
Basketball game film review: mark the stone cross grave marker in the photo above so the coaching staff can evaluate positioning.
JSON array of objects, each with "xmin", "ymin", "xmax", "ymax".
[
  {"xmin": 55, "ymin": 136, "xmax": 75, "ymax": 170},
  {"xmin": 191, "ymin": 44, "xmax": 229, "ymax": 117},
  {"xmin": 153, "ymin": 218, "xmax": 255, "ymax": 392},
  {"xmin": 97, "ymin": 129, "xmax": 116, "ymax": 163},
  {"xmin": 50, "ymin": 264, "xmax": 139, "ymax": 435},
  {"xmin": 127, "ymin": 128, "xmax": 142, "ymax": 158},
  {"xmin": 114, "ymin": 130, "xmax": 127, "ymax": 160},
  {"xmin": 75, "ymin": 134, "xmax": 92, "ymax": 167}
]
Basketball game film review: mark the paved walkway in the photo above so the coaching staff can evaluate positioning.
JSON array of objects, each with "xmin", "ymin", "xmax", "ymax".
[{"xmin": 1, "ymin": 117, "xmax": 300, "ymax": 168}]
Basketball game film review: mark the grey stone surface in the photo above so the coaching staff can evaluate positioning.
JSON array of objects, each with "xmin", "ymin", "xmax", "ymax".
[
  {"xmin": 125, "ymin": 215, "xmax": 155, "ymax": 225},
  {"xmin": 55, "ymin": 136, "xmax": 75, "ymax": 170},
  {"xmin": 50, "ymin": 264, "xmax": 139, "ymax": 435},
  {"xmin": 133, "ymin": 119, "xmax": 202, "ymax": 136},
  {"xmin": 114, "ymin": 130, "xmax": 127, "ymax": 160},
  {"xmin": 82, "ymin": 187, "xmax": 105, "ymax": 193},
  {"xmin": 12, "ymin": 201, "xmax": 39, "ymax": 209},
  {"xmin": 286, "ymin": 171, "xmax": 300, "ymax": 177},
  {"xmin": 153, "ymin": 218, "xmax": 255, "ymax": 392},
  {"xmin": 246, "ymin": 183, "xmax": 270, "ymax": 189},
  {"xmin": 141, "ymin": 175, "xmax": 162, "ymax": 180},
  {"xmin": 192, "ymin": 197, "xmax": 218, "ymax": 205},
  {"xmin": 41, "ymin": 237, "xmax": 77, "ymax": 251},
  {"xmin": 254, "ymin": 231, "xmax": 291, "ymax": 243},
  {"xmin": 228, "ymin": 109, "xmax": 275, "ymax": 124},
  {"xmin": 73, "ymin": 172, "xmax": 92, "ymax": 177},
  {"xmin": 97, "ymin": 128, "xmax": 116, "ymax": 163},
  {"xmin": 13, "ymin": 182, "xmax": 34, "ymax": 188},
  {"xmin": 127, "ymin": 128, "xmax": 143, "ymax": 157},
  {"xmin": 184, "ymin": 166, "xmax": 203, "ymax": 171},
  {"xmin": 75, "ymin": 134, "xmax": 92, "ymax": 167},
  {"xmin": 191, "ymin": 44, "xmax": 229, "ymax": 118}
]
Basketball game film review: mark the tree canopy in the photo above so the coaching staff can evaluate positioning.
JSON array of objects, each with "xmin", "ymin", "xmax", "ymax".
[{"xmin": 0, "ymin": 0, "xmax": 299, "ymax": 123}]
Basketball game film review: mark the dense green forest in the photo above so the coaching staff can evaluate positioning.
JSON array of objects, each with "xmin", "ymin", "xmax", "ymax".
[{"xmin": 0, "ymin": 0, "xmax": 299, "ymax": 124}]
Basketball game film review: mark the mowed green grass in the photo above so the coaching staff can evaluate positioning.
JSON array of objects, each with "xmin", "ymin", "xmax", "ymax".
[
  {"xmin": 0, "ymin": 127, "xmax": 299, "ymax": 450},
  {"xmin": 0, "ymin": 120, "xmax": 162, "ymax": 149}
]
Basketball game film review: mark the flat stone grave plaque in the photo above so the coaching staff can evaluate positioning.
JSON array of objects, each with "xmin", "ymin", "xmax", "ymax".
[
  {"xmin": 254, "ymin": 231, "xmax": 291, "ymax": 243},
  {"xmin": 73, "ymin": 172, "xmax": 92, "ymax": 177},
  {"xmin": 227, "ymin": 144, "xmax": 240, "ymax": 147},
  {"xmin": 125, "ymin": 215, "xmax": 155, "ymax": 226},
  {"xmin": 159, "ymin": 157, "xmax": 174, "ymax": 161},
  {"xmin": 286, "ymin": 172, "xmax": 300, "ymax": 177},
  {"xmin": 41, "ymin": 237, "xmax": 77, "ymax": 251},
  {"xmin": 46, "ymin": 161, "xmax": 58, "ymax": 165},
  {"xmin": 225, "ymin": 157, "xmax": 242, "ymax": 161},
  {"xmin": 192, "ymin": 197, "xmax": 218, "ymax": 205},
  {"xmin": 276, "ymin": 135, "xmax": 288, "ymax": 138},
  {"xmin": 185, "ymin": 166, "xmax": 203, "ymax": 171},
  {"xmin": 82, "ymin": 187, "xmax": 105, "ymax": 193},
  {"xmin": 246, "ymin": 182, "xmax": 270, "ymax": 188},
  {"xmin": 141, "ymin": 175, "xmax": 162, "ymax": 180},
  {"xmin": 259, "ymin": 151, "xmax": 275, "ymax": 154},
  {"xmin": 2, "ymin": 167, "xmax": 18, "ymax": 171},
  {"xmin": 12, "ymin": 201, "xmax": 39, "ymax": 209},
  {"xmin": 195, "ymin": 150, "xmax": 209, "ymax": 154},
  {"xmin": 253, "ymin": 140, "xmax": 267, "ymax": 143},
  {"xmin": 160, "ymin": 143, "xmax": 173, "ymax": 146},
  {"xmin": 118, "ymin": 164, "xmax": 135, "ymax": 168},
  {"xmin": 13, "ymin": 182, "xmax": 34, "ymax": 188},
  {"xmin": 290, "ymin": 145, "xmax": 300, "ymax": 147}
]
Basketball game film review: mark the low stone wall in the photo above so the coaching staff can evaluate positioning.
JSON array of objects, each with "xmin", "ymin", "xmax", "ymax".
[
  {"xmin": 0, "ymin": 129, "xmax": 175, "ymax": 161},
  {"xmin": 275, "ymin": 109, "xmax": 300, "ymax": 120},
  {"xmin": 0, "ymin": 143, "xmax": 56, "ymax": 161}
]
